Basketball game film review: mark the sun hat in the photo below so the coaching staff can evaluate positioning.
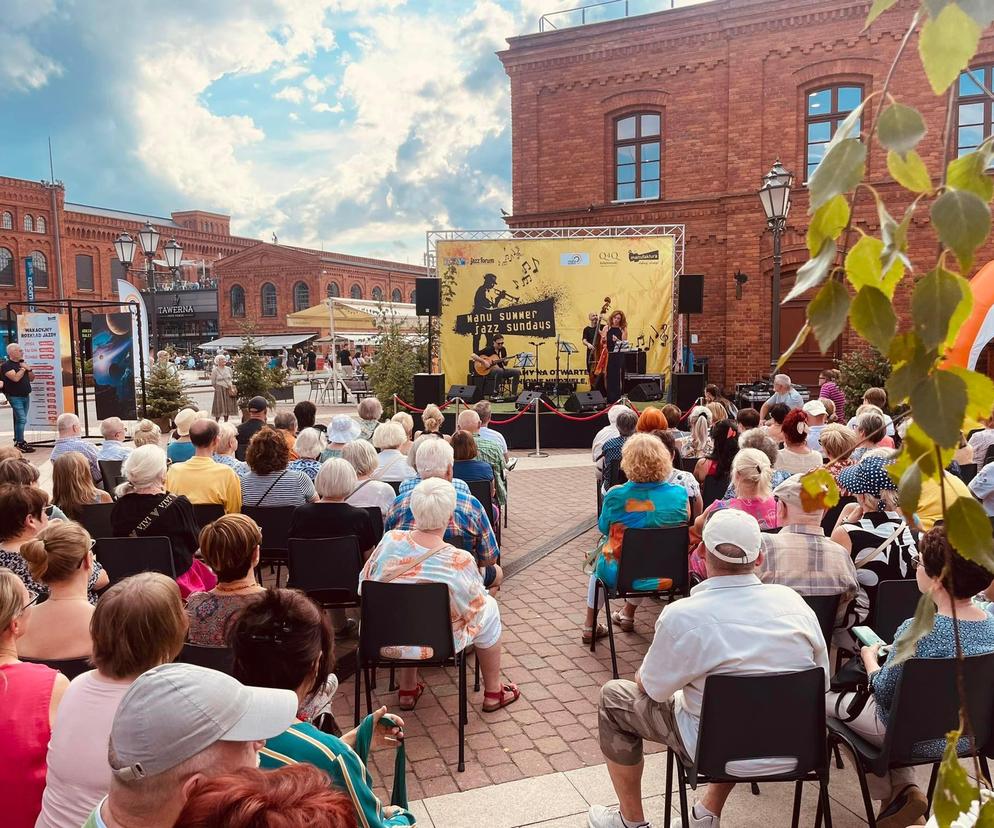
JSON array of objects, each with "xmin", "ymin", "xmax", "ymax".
[
  {"xmin": 173, "ymin": 408, "xmax": 198, "ymax": 437},
  {"xmin": 109, "ymin": 663, "xmax": 297, "ymax": 781},
  {"xmin": 702, "ymin": 508, "xmax": 763, "ymax": 564},
  {"xmin": 836, "ymin": 454, "xmax": 897, "ymax": 496},
  {"xmin": 247, "ymin": 396, "xmax": 269, "ymax": 413},
  {"xmin": 802, "ymin": 399, "xmax": 827, "ymax": 418},
  {"xmin": 772, "ymin": 474, "xmax": 807, "ymax": 508},
  {"xmin": 328, "ymin": 414, "xmax": 362, "ymax": 444}
]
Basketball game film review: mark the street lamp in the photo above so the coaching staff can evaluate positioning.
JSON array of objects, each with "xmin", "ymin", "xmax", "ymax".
[{"xmin": 758, "ymin": 158, "xmax": 794, "ymax": 374}]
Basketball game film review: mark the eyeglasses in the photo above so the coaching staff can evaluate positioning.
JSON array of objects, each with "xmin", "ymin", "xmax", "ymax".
[
  {"xmin": 44, "ymin": 505, "xmax": 54, "ymax": 518},
  {"xmin": 909, "ymin": 551, "xmax": 921, "ymax": 570},
  {"xmin": 79, "ymin": 539, "xmax": 96, "ymax": 568},
  {"xmin": 19, "ymin": 592, "xmax": 40, "ymax": 615}
]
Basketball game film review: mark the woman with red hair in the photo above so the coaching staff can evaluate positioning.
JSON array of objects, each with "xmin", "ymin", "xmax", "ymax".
[
  {"xmin": 775, "ymin": 409, "xmax": 823, "ymax": 475},
  {"xmin": 636, "ymin": 406, "xmax": 667, "ymax": 433}
]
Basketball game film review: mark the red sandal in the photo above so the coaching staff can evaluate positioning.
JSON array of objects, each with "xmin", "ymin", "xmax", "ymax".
[
  {"xmin": 482, "ymin": 682, "xmax": 521, "ymax": 713},
  {"xmin": 398, "ymin": 681, "xmax": 425, "ymax": 711}
]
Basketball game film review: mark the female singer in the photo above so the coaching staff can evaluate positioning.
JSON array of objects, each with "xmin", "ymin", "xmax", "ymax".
[{"xmin": 604, "ymin": 310, "xmax": 628, "ymax": 402}]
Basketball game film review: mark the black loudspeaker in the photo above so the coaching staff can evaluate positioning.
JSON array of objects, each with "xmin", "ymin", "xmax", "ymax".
[
  {"xmin": 565, "ymin": 390, "xmax": 606, "ymax": 413},
  {"xmin": 678, "ymin": 274, "xmax": 704, "ymax": 315},
  {"xmin": 415, "ymin": 277, "xmax": 441, "ymax": 316},
  {"xmin": 628, "ymin": 382, "xmax": 663, "ymax": 402},
  {"xmin": 672, "ymin": 372, "xmax": 706, "ymax": 412},
  {"xmin": 515, "ymin": 390, "xmax": 558, "ymax": 411},
  {"xmin": 446, "ymin": 384, "xmax": 481, "ymax": 404},
  {"xmin": 414, "ymin": 373, "xmax": 445, "ymax": 408}
]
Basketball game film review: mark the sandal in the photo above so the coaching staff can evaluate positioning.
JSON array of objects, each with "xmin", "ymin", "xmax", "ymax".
[
  {"xmin": 482, "ymin": 682, "xmax": 521, "ymax": 712},
  {"xmin": 397, "ymin": 682, "xmax": 425, "ymax": 711},
  {"xmin": 582, "ymin": 624, "xmax": 608, "ymax": 644},
  {"xmin": 611, "ymin": 609, "xmax": 635, "ymax": 632}
]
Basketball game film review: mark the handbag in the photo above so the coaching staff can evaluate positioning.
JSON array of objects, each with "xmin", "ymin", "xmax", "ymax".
[
  {"xmin": 228, "ymin": 385, "xmax": 238, "ymax": 398},
  {"xmin": 829, "ymin": 654, "xmax": 872, "ymax": 723}
]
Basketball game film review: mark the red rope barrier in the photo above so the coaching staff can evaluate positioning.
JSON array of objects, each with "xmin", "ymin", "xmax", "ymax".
[
  {"xmin": 488, "ymin": 407, "xmax": 532, "ymax": 425},
  {"xmin": 539, "ymin": 399, "xmax": 612, "ymax": 422},
  {"xmin": 393, "ymin": 396, "xmax": 455, "ymax": 413}
]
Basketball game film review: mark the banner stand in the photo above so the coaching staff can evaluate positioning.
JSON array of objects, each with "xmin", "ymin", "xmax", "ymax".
[{"xmin": 528, "ymin": 397, "xmax": 548, "ymax": 458}]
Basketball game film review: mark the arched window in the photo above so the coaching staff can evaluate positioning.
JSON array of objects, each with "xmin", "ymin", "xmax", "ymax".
[
  {"xmin": 391, "ymin": 288, "xmax": 402, "ymax": 303},
  {"xmin": 261, "ymin": 283, "xmax": 277, "ymax": 317},
  {"xmin": 29, "ymin": 251, "xmax": 48, "ymax": 287},
  {"xmin": 293, "ymin": 281, "xmax": 310, "ymax": 312},
  {"xmin": 36, "ymin": 216, "xmax": 46, "ymax": 233},
  {"xmin": 23, "ymin": 215, "xmax": 34, "ymax": 232},
  {"xmin": 614, "ymin": 112, "xmax": 661, "ymax": 201},
  {"xmin": 0, "ymin": 248, "xmax": 14, "ymax": 287},
  {"xmin": 326, "ymin": 282, "xmax": 340, "ymax": 298},
  {"xmin": 371, "ymin": 286, "xmax": 383, "ymax": 301},
  {"xmin": 350, "ymin": 284, "xmax": 363, "ymax": 300},
  {"xmin": 1, "ymin": 212, "xmax": 11, "ymax": 230},
  {"xmin": 806, "ymin": 85, "xmax": 863, "ymax": 178},
  {"xmin": 410, "ymin": 289, "xmax": 416, "ymax": 304},
  {"xmin": 230, "ymin": 284, "xmax": 245, "ymax": 317}
]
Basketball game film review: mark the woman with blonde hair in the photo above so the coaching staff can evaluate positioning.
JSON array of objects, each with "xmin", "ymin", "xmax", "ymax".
[
  {"xmin": 705, "ymin": 401, "xmax": 728, "ymax": 423},
  {"xmin": 582, "ymin": 433, "xmax": 689, "ymax": 641},
  {"xmin": 289, "ymin": 427, "xmax": 326, "ymax": 481},
  {"xmin": 371, "ymin": 422, "xmax": 416, "ymax": 482},
  {"xmin": 415, "ymin": 403, "xmax": 448, "ymax": 441},
  {"xmin": 343, "ymin": 440, "xmax": 396, "ymax": 516},
  {"xmin": 391, "ymin": 411, "xmax": 414, "ymax": 454},
  {"xmin": 820, "ymin": 423, "xmax": 859, "ymax": 477},
  {"xmin": 17, "ymin": 522, "xmax": 95, "ymax": 662},
  {"xmin": 682, "ymin": 405, "xmax": 713, "ymax": 458},
  {"xmin": 52, "ymin": 451, "xmax": 111, "ymax": 521},
  {"xmin": 131, "ymin": 418, "xmax": 161, "ymax": 448},
  {"xmin": 210, "ymin": 353, "xmax": 238, "ymax": 422}
]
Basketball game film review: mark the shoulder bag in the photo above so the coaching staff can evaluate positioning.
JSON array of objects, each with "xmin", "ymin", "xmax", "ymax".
[
  {"xmin": 129, "ymin": 493, "xmax": 178, "ymax": 537},
  {"xmin": 253, "ymin": 470, "xmax": 288, "ymax": 507}
]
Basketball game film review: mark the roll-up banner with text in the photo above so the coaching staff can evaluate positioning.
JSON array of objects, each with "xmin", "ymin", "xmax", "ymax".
[
  {"xmin": 438, "ymin": 236, "xmax": 675, "ymax": 390},
  {"xmin": 92, "ymin": 313, "xmax": 137, "ymax": 421},
  {"xmin": 15, "ymin": 313, "xmax": 74, "ymax": 429}
]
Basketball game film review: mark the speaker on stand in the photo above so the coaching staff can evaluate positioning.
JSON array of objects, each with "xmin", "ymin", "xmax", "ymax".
[
  {"xmin": 416, "ymin": 277, "xmax": 442, "ymax": 374},
  {"xmin": 678, "ymin": 274, "xmax": 704, "ymax": 372},
  {"xmin": 672, "ymin": 372, "xmax": 706, "ymax": 412},
  {"xmin": 515, "ymin": 390, "xmax": 558, "ymax": 411},
  {"xmin": 414, "ymin": 373, "xmax": 445, "ymax": 408}
]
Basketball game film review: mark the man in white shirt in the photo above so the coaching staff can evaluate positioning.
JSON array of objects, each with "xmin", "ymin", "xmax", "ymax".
[
  {"xmin": 474, "ymin": 400, "xmax": 513, "ymax": 463},
  {"xmin": 802, "ymin": 399, "xmax": 828, "ymax": 453},
  {"xmin": 759, "ymin": 373, "xmax": 804, "ymax": 420},
  {"xmin": 588, "ymin": 510, "xmax": 829, "ymax": 828},
  {"xmin": 97, "ymin": 417, "xmax": 133, "ymax": 461},
  {"xmin": 592, "ymin": 404, "xmax": 627, "ymax": 480}
]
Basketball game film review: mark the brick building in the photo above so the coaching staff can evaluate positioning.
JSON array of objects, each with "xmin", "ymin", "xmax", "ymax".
[{"xmin": 498, "ymin": 0, "xmax": 994, "ymax": 388}]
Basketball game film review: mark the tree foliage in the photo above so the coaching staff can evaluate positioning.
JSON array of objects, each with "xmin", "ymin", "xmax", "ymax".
[
  {"xmin": 835, "ymin": 347, "xmax": 892, "ymax": 419},
  {"xmin": 364, "ymin": 310, "xmax": 428, "ymax": 411},
  {"xmin": 145, "ymin": 360, "xmax": 192, "ymax": 421},
  {"xmin": 231, "ymin": 332, "xmax": 275, "ymax": 409}
]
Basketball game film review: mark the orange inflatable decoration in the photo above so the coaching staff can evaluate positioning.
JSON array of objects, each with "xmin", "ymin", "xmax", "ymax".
[{"xmin": 948, "ymin": 260, "xmax": 994, "ymax": 369}]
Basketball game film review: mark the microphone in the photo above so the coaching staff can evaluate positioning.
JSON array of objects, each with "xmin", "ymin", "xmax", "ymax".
[{"xmin": 528, "ymin": 341, "xmax": 545, "ymax": 347}]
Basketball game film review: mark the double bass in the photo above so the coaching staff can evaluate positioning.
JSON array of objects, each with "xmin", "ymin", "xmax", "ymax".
[{"xmin": 589, "ymin": 296, "xmax": 611, "ymax": 389}]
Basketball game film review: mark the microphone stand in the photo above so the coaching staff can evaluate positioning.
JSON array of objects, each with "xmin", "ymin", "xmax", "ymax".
[
  {"xmin": 529, "ymin": 341, "xmax": 544, "ymax": 391},
  {"xmin": 554, "ymin": 335, "xmax": 562, "ymax": 405}
]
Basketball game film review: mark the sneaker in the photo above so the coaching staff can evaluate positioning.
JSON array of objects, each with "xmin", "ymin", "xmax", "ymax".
[
  {"xmin": 506, "ymin": 457, "xmax": 518, "ymax": 471},
  {"xmin": 689, "ymin": 803, "xmax": 719, "ymax": 828},
  {"xmin": 17, "ymin": 442, "xmax": 35, "ymax": 454},
  {"xmin": 876, "ymin": 784, "xmax": 927, "ymax": 828},
  {"xmin": 587, "ymin": 804, "xmax": 651, "ymax": 828}
]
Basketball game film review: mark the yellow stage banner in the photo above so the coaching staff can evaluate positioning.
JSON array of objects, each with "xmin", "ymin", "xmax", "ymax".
[{"xmin": 438, "ymin": 236, "xmax": 674, "ymax": 391}]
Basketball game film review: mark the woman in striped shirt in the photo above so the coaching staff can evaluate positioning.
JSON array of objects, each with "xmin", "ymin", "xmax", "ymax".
[{"xmin": 240, "ymin": 427, "xmax": 317, "ymax": 508}]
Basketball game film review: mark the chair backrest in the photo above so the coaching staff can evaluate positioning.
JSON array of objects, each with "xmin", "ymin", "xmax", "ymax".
[
  {"xmin": 98, "ymin": 460, "xmax": 123, "ymax": 495},
  {"xmin": 362, "ymin": 507, "xmax": 384, "ymax": 544},
  {"xmin": 884, "ymin": 653, "xmax": 994, "ymax": 764},
  {"xmin": 94, "ymin": 536, "xmax": 175, "ymax": 585},
  {"xmin": 287, "ymin": 536, "xmax": 362, "ymax": 605},
  {"xmin": 958, "ymin": 462, "xmax": 979, "ymax": 485},
  {"xmin": 985, "ymin": 444, "xmax": 994, "ymax": 467},
  {"xmin": 241, "ymin": 506, "xmax": 297, "ymax": 555},
  {"xmin": 605, "ymin": 459, "xmax": 628, "ymax": 489},
  {"xmin": 821, "ymin": 495, "xmax": 855, "ymax": 536},
  {"xmin": 701, "ymin": 475, "xmax": 730, "ymax": 509},
  {"xmin": 21, "ymin": 655, "xmax": 91, "ymax": 680},
  {"xmin": 359, "ymin": 581, "xmax": 455, "ymax": 666},
  {"xmin": 176, "ymin": 643, "xmax": 234, "ymax": 675},
  {"xmin": 872, "ymin": 579, "xmax": 922, "ymax": 643},
  {"xmin": 79, "ymin": 503, "xmax": 116, "ymax": 541},
  {"xmin": 192, "ymin": 503, "xmax": 225, "ymax": 533},
  {"xmin": 800, "ymin": 593, "xmax": 842, "ymax": 646},
  {"xmin": 465, "ymin": 480, "xmax": 500, "ymax": 544},
  {"xmin": 387, "ymin": 480, "xmax": 402, "ymax": 495},
  {"xmin": 616, "ymin": 526, "xmax": 691, "ymax": 597},
  {"xmin": 680, "ymin": 456, "xmax": 699, "ymax": 474},
  {"xmin": 694, "ymin": 667, "xmax": 827, "ymax": 781}
]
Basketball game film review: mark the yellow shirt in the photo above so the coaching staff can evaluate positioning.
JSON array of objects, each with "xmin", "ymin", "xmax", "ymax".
[
  {"xmin": 916, "ymin": 472, "xmax": 972, "ymax": 530},
  {"xmin": 165, "ymin": 455, "xmax": 242, "ymax": 514}
]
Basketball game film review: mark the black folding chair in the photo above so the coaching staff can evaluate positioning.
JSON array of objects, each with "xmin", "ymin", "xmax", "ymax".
[
  {"xmin": 680, "ymin": 456, "xmax": 699, "ymax": 474},
  {"xmin": 387, "ymin": 480, "xmax": 402, "ymax": 495},
  {"xmin": 985, "ymin": 444, "xmax": 994, "ymax": 467},
  {"xmin": 79, "ymin": 503, "xmax": 116, "ymax": 541},
  {"xmin": 98, "ymin": 460, "xmax": 123, "ymax": 497},
  {"xmin": 828, "ymin": 654, "xmax": 994, "ymax": 826},
  {"xmin": 358, "ymin": 581, "xmax": 474, "ymax": 771},
  {"xmin": 666, "ymin": 668, "xmax": 832, "ymax": 828},
  {"xmin": 192, "ymin": 503, "xmax": 225, "ymax": 532},
  {"xmin": 362, "ymin": 507, "xmax": 384, "ymax": 545},
  {"xmin": 21, "ymin": 655, "xmax": 91, "ymax": 680},
  {"xmin": 592, "ymin": 525, "xmax": 691, "ymax": 679},
  {"xmin": 95, "ymin": 536, "xmax": 176, "ymax": 585},
  {"xmin": 800, "ymin": 593, "xmax": 842, "ymax": 648},
  {"xmin": 466, "ymin": 479, "xmax": 501, "ymax": 547},
  {"xmin": 958, "ymin": 462, "xmax": 978, "ymax": 485},
  {"xmin": 176, "ymin": 643, "xmax": 235, "ymax": 675},
  {"xmin": 241, "ymin": 505, "xmax": 296, "ymax": 588},
  {"xmin": 701, "ymin": 475, "xmax": 730, "ymax": 509},
  {"xmin": 872, "ymin": 579, "xmax": 922, "ymax": 643},
  {"xmin": 821, "ymin": 496, "xmax": 855, "ymax": 536},
  {"xmin": 604, "ymin": 459, "xmax": 628, "ymax": 490}
]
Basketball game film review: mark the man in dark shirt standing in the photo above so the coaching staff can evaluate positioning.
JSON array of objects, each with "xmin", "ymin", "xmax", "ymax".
[
  {"xmin": 582, "ymin": 312, "xmax": 599, "ymax": 371},
  {"xmin": 3, "ymin": 343, "xmax": 34, "ymax": 453},
  {"xmin": 235, "ymin": 396, "xmax": 269, "ymax": 460},
  {"xmin": 471, "ymin": 335, "xmax": 520, "ymax": 397}
]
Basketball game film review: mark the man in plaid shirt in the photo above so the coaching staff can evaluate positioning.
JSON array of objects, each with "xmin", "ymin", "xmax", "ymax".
[
  {"xmin": 456, "ymin": 409, "xmax": 506, "ymax": 505},
  {"xmin": 385, "ymin": 438, "xmax": 502, "ymax": 588}
]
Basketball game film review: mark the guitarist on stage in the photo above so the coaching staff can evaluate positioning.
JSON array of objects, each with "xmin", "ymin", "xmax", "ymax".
[{"xmin": 472, "ymin": 335, "xmax": 521, "ymax": 397}]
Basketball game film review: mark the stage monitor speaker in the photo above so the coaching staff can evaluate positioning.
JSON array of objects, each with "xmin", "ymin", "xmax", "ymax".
[
  {"xmin": 565, "ymin": 390, "xmax": 606, "ymax": 413},
  {"xmin": 415, "ymin": 277, "xmax": 441, "ymax": 316},
  {"xmin": 515, "ymin": 390, "xmax": 558, "ymax": 411},
  {"xmin": 678, "ymin": 274, "xmax": 704, "ymax": 315},
  {"xmin": 628, "ymin": 382, "xmax": 663, "ymax": 403},
  {"xmin": 672, "ymin": 372, "xmax": 706, "ymax": 412},
  {"xmin": 446, "ymin": 384, "xmax": 481, "ymax": 404},
  {"xmin": 414, "ymin": 373, "xmax": 445, "ymax": 408}
]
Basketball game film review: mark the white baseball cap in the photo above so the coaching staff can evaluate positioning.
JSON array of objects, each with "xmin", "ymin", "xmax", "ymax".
[
  {"xmin": 803, "ymin": 399, "xmax": 827, "ymax": 417},
  {"xmin": 702, "ymin": 509, "xmax": 763, "ymax": 564}
]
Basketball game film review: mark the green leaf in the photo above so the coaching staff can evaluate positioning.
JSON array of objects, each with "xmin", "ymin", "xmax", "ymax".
[
  {"xmin": 931, "ymin": 189, "xmax": 991, "ymax": 273},
  {"xmin": 919, "ymin": 3, "xmax": 983, "ymax": 95},
  {"xmin": 901, "ymin": 422, "xmax": 955, "ymax": 479},
  {"xmin": 911, "ymin": 267, "xmax": 970, "ymax": 349},
  {"xmin": 897, "ymin": 462, "xmax": 922, "ymax": 520},
  {"xmin": 925, "ymin": 0, "xmax": 994, "ymax": 29},
  {"xmin": 933, "ymin": 729, "xmax": 977, "ymax": 826},
  {"xmin": 850, "ymin": 286, "xmax": 897, "ymax": 352},
  {"xmin": 978, "ymin": 797, "xmax": 994, "ymax": 827},
  {"xmin": 878, "ymin": 103, "xmax": 927, "ymax": 154},
  {"xmin": 808, "ymin": 139, "xmax": 867, "ymax": 212},
  {"xmin": 808, "ymin": 280, "xmax": 850, "ymax": 352},
  {"xmin": 799, "ymin": 468, "xmax": 840, "ymax": 512},
  {"xmin": 910, "ymin": 369, "xmax": 969, "ymax": 448},
  {"xmin": 845, "ymin": 234, "xmax": 903, "ymax": 298},
  {"xmin": 784, "ymin": 239, "xmax": 836, "ymax": 303},
  {"xmin": 887, "ymin": 150, "xmax": 932, "ymax": 193},
  {"xmin": 948, "ymin": 146, "xmax": 994, "ymax": 201},
  {"xmin": 888, "ymin": 592, "xmax": 937, "ymax": 667},
  {"xmin": 807, "ymin": 195, "xmax": 850, "ymax": 256},
  {"xmin": 827, "ymin": 99, "xmax": 869, "ymax": 154},
  {"xmin": 878, "ymin": 198, "xmax": 914, "ymax": 283},
  {"xmin": 947, "ymin": 366, "xmax": 994, "ymax": 423},
  {"xmin": 887, "ymin": 340, "xmax": 933, "ymax": 406},
  {"xmin": 776, "ymin": 323, "xmax": 812, "ymax": 371},
  {"xmin": 947, "ymin": 496, "xmax": 994, "ymax": 572},
  {"xmin": 865, "ymin": 0, "xmax": 899, "ymax": 27}
]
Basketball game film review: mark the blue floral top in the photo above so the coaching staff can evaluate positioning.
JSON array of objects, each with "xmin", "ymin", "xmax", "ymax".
[{"xmin": 289, "ymin": 458, "xmax": 322, "ymax": 481}]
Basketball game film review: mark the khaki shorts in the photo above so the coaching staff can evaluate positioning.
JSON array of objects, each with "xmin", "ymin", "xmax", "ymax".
[{"xmin": 598, "ymin": 679, "xmax": 691, "ymax": 767}]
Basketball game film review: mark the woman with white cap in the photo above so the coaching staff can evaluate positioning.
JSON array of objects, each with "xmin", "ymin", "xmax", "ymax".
[
  {"xmin": 320, "ymin": 415, "xmax": 362, "ymax": 463},
  {"xmin": 166, "ymin": 408, "xmax": 198, "ymax": 464}
]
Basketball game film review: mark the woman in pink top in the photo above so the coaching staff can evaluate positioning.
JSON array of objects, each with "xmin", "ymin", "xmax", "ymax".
[
  {"xmin": 0, "ymin": 566, "xmax": 70, "ymax": 828},
  {"xmin": 36, "ymin": 572, "xmax": 188, "ymax": 828}
]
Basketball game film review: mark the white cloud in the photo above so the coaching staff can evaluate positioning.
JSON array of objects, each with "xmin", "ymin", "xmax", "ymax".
[
  {"xmin": 275, "ymin": 85, "xmax": 305, "ymax": 103},
  {"xmin": 0, "ymin": 1, "xmax": 63, "ymax": 93},
  {"xmin": 272, "ymin": 64, "xmax": 308, "ymax": 82},
  {"xmin": 312, "ymin": 101, "xmax": 343, "ymax": 113}
]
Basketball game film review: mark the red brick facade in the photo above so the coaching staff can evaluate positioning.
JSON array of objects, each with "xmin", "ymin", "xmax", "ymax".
[{"xmin": 498, "ymin": 0, "xmax": 994, "ymax": 388}]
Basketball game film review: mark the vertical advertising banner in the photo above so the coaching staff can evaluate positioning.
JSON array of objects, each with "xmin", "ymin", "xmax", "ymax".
[
  {"xmin": 117, "ymin": 279, "xmax": 151, "ymax": 379},
  {"xmin": 91, "ymin": 313, "xmax": 137, "ymax": 420},
  {"xmin": 438, "ymin": 236, "xmax": 675, "ymax": 389},
  {"xmin": 15, "ymin": 313, "xmax": 73, "ymax": 429}
]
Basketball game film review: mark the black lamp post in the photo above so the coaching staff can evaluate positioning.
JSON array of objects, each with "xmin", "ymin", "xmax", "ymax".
[
  {"xmin": 758, "ymin": 159, "xmax": 794, "ymax": 374},
  {"xmin": 114, "ymin": 221, "xmax": 183, "ymax": 353}
]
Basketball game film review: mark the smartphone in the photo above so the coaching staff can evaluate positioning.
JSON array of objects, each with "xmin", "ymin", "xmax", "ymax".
[{"xmin": 853, "ymin": 626, "xmax": 886, "ymax": 647}]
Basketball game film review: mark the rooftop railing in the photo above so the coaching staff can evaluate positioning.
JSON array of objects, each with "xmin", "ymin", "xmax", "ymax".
[{"xmin": 538, "ymin": 0, "xmax": 707, "ymax": 32}]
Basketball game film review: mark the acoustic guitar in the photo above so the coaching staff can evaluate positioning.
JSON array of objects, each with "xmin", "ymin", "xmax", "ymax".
[{"xmin": 473, "ymin": 354, "xmax": 511, "ymax": 377}]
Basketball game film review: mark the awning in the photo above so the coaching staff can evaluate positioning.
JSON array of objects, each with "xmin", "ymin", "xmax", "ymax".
[
  {"xmin": 197, "ymin": 333, "xmax": 317, "ymax": 352},
  {"xmin": 286, "ymin": 299, "xmax": 421, "ymax": 334}
]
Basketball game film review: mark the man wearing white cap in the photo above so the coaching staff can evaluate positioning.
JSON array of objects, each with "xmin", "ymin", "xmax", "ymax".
[
  {"xmin": 802, "ymin": 399, "xmax": 829, "ymax": 453},
  {"xmin": 83, "ymin": 663, "xmax": 297, "ymax": 828},
  {"xmin": 589, "ymin": 510, "xmax": 829, "ymax": 828}
]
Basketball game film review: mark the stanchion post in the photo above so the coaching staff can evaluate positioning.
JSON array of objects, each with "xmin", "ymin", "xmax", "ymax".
[
  {"xmin": 528, "ymin": 396, "xmax": 548, "ymax": 458},
  {"xmin": 393, "ymin": 394, "xmax": 397, "ymax": 417}
]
